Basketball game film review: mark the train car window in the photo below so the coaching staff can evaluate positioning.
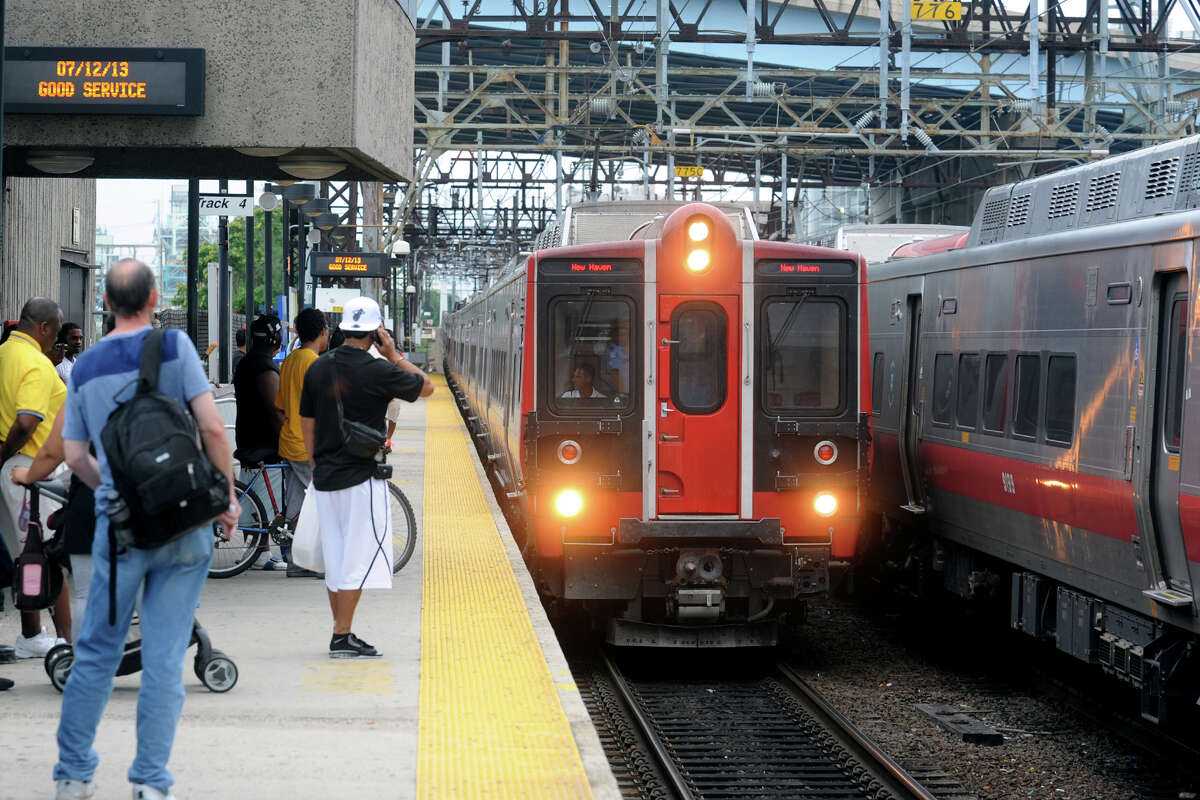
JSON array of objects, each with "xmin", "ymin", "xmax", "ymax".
[
  {"xmin": 672, "ymin": 303, "xmax": 727, "ymax": 414},
  {"xmin": 1045, "ymin": 356, "xmax": 1076, "ymax": 445},
  {"xmin": 763, "ymin": 299, "xmax": 843, "ymax": 413},
  {"xmin": 871, "ymin": 352, "xmax": 884, "ymax": 415},
  {"xmin": 549, "ymin": 297, "xmax": 633, "ymax": 413},
  {"xmin": 956, "ymin": 354, "xmax": 981, "ymax": 429},
  {"xmin": 1013, "ymin": 354, "xmax": 1040, "ymax": 439},
  {"xmin": 931, "ymin": 353, "xmax": 954, "ymax": 425},
  {"xmin": 982, "ymin": 354, "xmax": 1009, "ymax": 433},
  {"xmin": 1164, "ymin": 296, "xmax": 1188, "ymax": 452}
]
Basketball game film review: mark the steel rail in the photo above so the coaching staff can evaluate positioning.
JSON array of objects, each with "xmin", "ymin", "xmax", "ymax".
[
  {"xmin": 601, "ymin": 652, "xmax": 696, "ymax": 800},
  {"xmin": 776, "ymin": 662, "xmax": 940, "ymax": 800}
]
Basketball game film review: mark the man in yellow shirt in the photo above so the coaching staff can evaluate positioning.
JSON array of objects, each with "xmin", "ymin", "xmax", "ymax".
[
  {"xmin": 0, "ymin": 297, "xmax": 68, "ymax": 657},
  {"xmin": 276, "ymin": 307, "xmax": 328, "ymax": 577}
]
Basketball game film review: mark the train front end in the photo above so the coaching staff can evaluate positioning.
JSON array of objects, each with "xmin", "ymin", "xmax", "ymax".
[{"xmin": 526, "ymin": 203, "xmax": 869, "ymax": 646}]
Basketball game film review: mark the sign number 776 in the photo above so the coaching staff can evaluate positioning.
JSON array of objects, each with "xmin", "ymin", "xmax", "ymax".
[{"xmin": 910, "ymin": 1, "xmax": 962, "ymax": 20}]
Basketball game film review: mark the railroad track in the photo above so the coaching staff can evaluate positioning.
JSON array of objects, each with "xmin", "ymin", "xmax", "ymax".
[{"xmin": 584, "ymin": 651, "xmax": 964, "ymax": 800}]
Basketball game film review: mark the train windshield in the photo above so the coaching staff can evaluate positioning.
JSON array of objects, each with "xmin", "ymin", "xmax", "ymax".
[
  {"xmin": 550, "ymin": 298, "xmax": 634, "ymax": 411},
  {"xmin": 763, "ymin": 299, "xmax": 843, "ymax": 413}
]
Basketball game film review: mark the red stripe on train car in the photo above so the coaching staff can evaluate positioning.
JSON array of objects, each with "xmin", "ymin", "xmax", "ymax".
[
  {"xmin": 1176, "ymin": 493, "xmax": 1200, "ymax": 563},
  {"xmin": 920, "ymin": 440, "xmax": 1138, "ymax": 543}
]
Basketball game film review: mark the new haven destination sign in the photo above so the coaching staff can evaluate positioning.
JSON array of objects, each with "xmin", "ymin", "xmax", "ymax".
[
  {"xmin": 310, "ymin": 252, "xmax": 390, "ymax": 279},
  {"xmin": 4, "ymin": 47, "xmax": 205, "ymax": 115}
]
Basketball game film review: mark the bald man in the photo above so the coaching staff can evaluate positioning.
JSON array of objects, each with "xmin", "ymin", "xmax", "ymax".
[{"xmin": 0, "ymin": 296, "xmax": 67, "ymax": 659}]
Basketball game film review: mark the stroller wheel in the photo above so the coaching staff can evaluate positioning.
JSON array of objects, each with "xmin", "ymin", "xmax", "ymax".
[
  {"xmin": 49, "ymin": 649, "xmax": 75, "ymax": 693},
  {"xmin": 198, "ymin": 650, "xmax": 238, "ymax": 693},
  {"xmin": 44, "ymin": 643, "xmax": 73, "ymax": 678}
]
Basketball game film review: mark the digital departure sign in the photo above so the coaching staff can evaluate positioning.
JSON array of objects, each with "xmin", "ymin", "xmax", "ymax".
[
  {"xmin": 310, "ymin": 252, "xmax": 390, "ymax": 279},
  {"xmin": 539, "ymin": 258, "xmax": 642, "ymax": 276},
  {"xmin": 4, "ymin": 47, "xmax": 204, "ymax": 115},
  {"xmin": 755, "ymin": 259, "xmax": 856, "ymax": 277}
]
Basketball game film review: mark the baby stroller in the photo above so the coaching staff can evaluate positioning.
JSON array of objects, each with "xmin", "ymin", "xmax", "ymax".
[
  {"xmin": 28, "ymin": 480, "xmax": 239, "ymax": 694},
  {"xmin": 43, "ymin": 619, "xmax": 238, "ymax": 694}
]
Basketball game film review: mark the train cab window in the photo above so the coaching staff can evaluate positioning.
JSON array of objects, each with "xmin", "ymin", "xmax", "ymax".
[
  {"xmin": 1045, "ymin": 355, "xmax": 1077, "ymax": 446},
  {"xmin": 871, "ymin": 352, "xmax": 884, "ymax": 415},
  {"xmin": 549, "ymin": 298, "xmax": 633, "ymax": 412},
  {"xmin": 956, "ymin": 354, "xmax": 981, "ymax": 429},
  {"xmin": 1164, "ymin": 296, "xmax": 1188, "ymax": 452},
  {"xmin": 1013, "ymin": 354, "xmax": 1040, "ymax": 439},
  {"xmin": 672, "ymin": 303, "xmax": 727, "ymax": 414},
  {"xmin": 982, "ymin": 354, "xmax": 1009, "ymax": 433},
  {"xmin": 763, "ymin": 299, "xmax": 843, "ymax": 413},
  {"xmin": 931, "ymin": 353, "xmax": 954, "ymax": 425}
]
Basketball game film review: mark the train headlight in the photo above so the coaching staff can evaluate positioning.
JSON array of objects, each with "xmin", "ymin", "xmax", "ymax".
[
  {"xmin": 686, "ymin": 249, "xmax": 710, "ymax": 272},
  {"xmin": 813, "ymin": 492, "xmax": 838, "ymax": 517},
  {"xmin": 688, "ymin": 219, "xmax": 710, "ymax": 242},
  {"xmin": 554, "ymin": 488, "xmax": 584, "ymax": 518}
]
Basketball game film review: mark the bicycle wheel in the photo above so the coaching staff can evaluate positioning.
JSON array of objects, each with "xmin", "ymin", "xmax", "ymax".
[
  {"xmin": 388, "ymin": 482, "xmax": 417, "ymax": 573},
  {"xmin": 208, "ymin": 479, "xmax": 268, "ymax": 578}
]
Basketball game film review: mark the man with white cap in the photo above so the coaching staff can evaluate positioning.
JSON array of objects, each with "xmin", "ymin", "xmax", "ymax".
[{"xmin": 299, "ymin": 297, "xmax": 433, "ymax": 657}]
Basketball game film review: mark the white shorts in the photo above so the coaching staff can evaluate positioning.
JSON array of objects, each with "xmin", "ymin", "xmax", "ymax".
[{"xmin": 315, "ymin": 478, "xmax": 392, "ymax": 592}]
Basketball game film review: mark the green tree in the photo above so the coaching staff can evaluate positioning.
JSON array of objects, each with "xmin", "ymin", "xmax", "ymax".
[
  {"xmin": 421, "ymin": 287, "xmax": 442, "ymax": 326},
  {"xmin": 172, "ymin": 208, "xmax": 286, "ymax": 314}
]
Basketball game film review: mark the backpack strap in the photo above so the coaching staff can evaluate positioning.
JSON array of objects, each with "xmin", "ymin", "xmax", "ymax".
[{"xmin": 137, "ymin": 328, "xmax": 167, "ymax": 394}]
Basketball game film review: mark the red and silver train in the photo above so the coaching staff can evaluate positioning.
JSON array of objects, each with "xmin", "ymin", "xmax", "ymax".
[
  {"xmin": 443, "ymin": 201, "xmax": 870, "ymax": 646},
  {"xmin": 868, "ymin": 136, "xmax": 1200, "ymax": 721}
]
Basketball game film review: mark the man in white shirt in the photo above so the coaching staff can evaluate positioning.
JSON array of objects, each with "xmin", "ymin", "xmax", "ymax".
[
  {"xmin": 559, "ymin": 363, "xmax": 606, "ymax": 399},
  {"xmin": 54, "ymin": 323, "xmax": 83, "ymax": 384}
]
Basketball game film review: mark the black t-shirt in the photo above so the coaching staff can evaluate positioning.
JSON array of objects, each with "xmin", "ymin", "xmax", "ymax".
[
  {"xmin": 299, "ymin": 345, "xmax": 424, "ymax": 491},
  {"xmin": 233, "ymin": 349, "xmax": 280, "ymax": 456}
]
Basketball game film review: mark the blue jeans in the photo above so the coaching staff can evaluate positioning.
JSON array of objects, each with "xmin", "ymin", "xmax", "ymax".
[{"xmin": 54, "ymin": 517, "xmax": 212, "ymax": 791}]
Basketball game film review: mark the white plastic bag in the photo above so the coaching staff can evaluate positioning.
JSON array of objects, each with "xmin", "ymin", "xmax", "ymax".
[{"xmin": 290, "ymin": 482, "xmax": 323, "ymax": 571}]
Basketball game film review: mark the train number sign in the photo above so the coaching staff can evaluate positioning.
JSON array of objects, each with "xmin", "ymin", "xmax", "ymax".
[
  {"xmin": 910, "ymin": 1, "xmax": 962, "ymax": 20},
  {"xmin": 4, "ymin": 47, "xmax": 204, "ymax": 115}
]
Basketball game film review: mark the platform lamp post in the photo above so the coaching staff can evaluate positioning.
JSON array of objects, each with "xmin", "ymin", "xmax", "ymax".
[
  {"xmin": 258, "ymin": 184, "xmax": 280, "ymax": 319},
  {"xmin": 390, "ymin": 240, "xmax": 410, "ymax": 344},
  {"xmin": 405, "ymin": 283, "xmax": 417, "ymax": 351},
  {"xmin": 279, "ymin": 182, "xmax": 315, "ymax": 315}
]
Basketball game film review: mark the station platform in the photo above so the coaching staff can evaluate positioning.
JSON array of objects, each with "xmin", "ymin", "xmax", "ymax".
[{"xmin": 0, "ymin": 375, "xmax": 619, "ymax": 800}]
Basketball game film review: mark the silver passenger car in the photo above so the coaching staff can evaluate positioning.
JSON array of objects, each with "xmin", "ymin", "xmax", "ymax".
[{"xmin": 867, "ymin": 136, "xmax": 1200, "ymax": 722}]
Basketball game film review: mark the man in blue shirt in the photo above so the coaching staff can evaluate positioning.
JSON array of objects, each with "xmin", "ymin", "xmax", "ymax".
[{"xmin": 53, "ymin": 259, "xmax": 238, "ymax": 800}]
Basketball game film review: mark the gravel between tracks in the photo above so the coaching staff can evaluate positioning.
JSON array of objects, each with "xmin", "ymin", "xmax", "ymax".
[{"xmin": 786, "ymin": 594, "xmax": 1198, "ymax": 800}]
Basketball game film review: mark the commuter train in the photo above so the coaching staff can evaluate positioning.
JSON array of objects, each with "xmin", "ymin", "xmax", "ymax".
[
  {"xmin": 867, "ymin": 137, "xmax": 1200, "ymax": 721},
  {"xmin": 442, "ymin": 201, "xmax": 870, "ymax": 647}
]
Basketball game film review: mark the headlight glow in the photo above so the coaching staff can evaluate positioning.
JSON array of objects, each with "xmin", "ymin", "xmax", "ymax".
[
  {"xmin": 688, "ymin": 220, "xmax": 710, "ymax": 242},
  {"xmin": 554, "ymin": 488, "xmax": 584, "ymax": 518},
  {"xmin": 686, "ymin": 249, "xmax": 710, "ymax": 272},
  {"xmin": 813, "ymin": 492, "xmax": 838, "ymax": 517}
]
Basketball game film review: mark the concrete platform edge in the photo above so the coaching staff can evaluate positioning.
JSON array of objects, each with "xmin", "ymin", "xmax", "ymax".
[{"xmin": 461, "ymin": 430, "xmax": 622, "ymax": 800}]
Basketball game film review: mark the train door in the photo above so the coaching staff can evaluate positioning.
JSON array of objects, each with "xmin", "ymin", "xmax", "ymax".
[
  {"xmin": 897, "ymin": 293, "xmax": 928, "ymax": 513},
  {"xmin": 657, "ymin": 294, "xmax": 739, "ymax": 514},
  {"xmin": 1145, "ymin": 272, "xmax": 1194, "ymax": 605}
]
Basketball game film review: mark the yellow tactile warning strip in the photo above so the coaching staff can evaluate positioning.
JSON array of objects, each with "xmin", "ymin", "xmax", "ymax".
[{"xmin": 418, "ymin": 375, "xmax": 593, "ymax": 799}]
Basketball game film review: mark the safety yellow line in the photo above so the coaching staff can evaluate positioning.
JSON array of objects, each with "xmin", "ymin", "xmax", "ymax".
[{"xmin": 418, "ymin": 376, "xmax": 593, "ymax": 799}]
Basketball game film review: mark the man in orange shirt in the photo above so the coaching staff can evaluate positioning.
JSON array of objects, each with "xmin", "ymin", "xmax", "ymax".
[{"xmin": 276, "ymin": 308, "xmax": 328, "ymax": 577}]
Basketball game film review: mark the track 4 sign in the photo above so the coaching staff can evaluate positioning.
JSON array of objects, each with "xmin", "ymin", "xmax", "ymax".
[{"xmin": 198, "ymin": 195, "xmax": 254, "ymax": 217}]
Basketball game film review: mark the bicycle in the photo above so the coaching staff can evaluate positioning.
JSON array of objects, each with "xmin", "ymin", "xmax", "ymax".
[{"xmin": 209, "ymin": 459, "xmax": 417, "ymax": 578}]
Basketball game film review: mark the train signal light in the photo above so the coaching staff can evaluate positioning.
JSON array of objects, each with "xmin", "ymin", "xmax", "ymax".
[
  {"xmin": 687, "ymin": 219, "xmax": 710, "ymax": 242},
  {"xmin": 813, "ymin": 492, "xmax": 838, "ymax": 517},
  {"xmin": 814, "ymin": 441, "xmax": 838, "ymax": 465},
  {"xmin": 554, "ymin": 488, "xmax": 584, "ymax": 518},
  {"xmin": 557, "ymin": 440, "xmax": 582, "ymax": 464},
  {"xmin": 686, "ymin": 248, "xmax": 710, "ymax": 272}
]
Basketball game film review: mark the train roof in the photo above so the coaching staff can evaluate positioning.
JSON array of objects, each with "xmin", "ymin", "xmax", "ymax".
[
  {"xmin": 534, "ymin": 201, "xmax": 757, "ymax": 249},
  {"xmin": 965, "ymin": 134, "xmax": 1200, "ymax": 248}
]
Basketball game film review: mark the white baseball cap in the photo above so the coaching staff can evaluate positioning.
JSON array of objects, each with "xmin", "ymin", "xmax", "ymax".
[{"xmin": 339, "ymin": 297, "xmax": 383, "ymax": 332}]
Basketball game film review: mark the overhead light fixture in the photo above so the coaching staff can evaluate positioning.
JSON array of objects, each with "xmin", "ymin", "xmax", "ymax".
[
  {"xmin": 279, "ymin": 182, "xmax": 316, "ymax": 205},
  {"xmin": 390, "ymin": 240, "xmax": 411, "ymax": 256},
  {"xmin": 306, "ymin": 228, "xmax": 322, "ymax": 244},
  {"xmin": 235, "ymin": 147, "xmax": 294, "ymax": 158},
  {"xmin": 278, "ymin": 156, "xmax": 345, "ymax": 180},
  {"xmin": 303, "ymin": 198, "xmax": 331, "ymax": 217},
  {"xmin": 26, "ymin": 150, "xmax": 94, "ymax": 175},
  {"xmin": 257, "ymin": 190, "xmax": 279, "ymax": 212},
  {"xmin": 313, "ymin": 212, "xmax": 340, "ymax": 231}
]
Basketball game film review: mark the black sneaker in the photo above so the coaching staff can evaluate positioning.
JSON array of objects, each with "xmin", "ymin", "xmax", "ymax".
[
  {"xmin": 287, "ymin": 563, "xmax": 323, "ymax": 578},
  {"xmin": 0, "ymin": 676, "xmax": 13, "ymax": 691},
  {"xmin": 329, "ymin": 633, "xmax": 381, "ymax": 658}
]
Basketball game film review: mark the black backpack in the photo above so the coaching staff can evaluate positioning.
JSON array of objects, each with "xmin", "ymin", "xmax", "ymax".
[
  {"xmin": 99, "ymin": 329, "xmax": 229, "ymax": 622},
  {"xmin": 101, "ymin": 328, "xmax": 229, "ymax": 549}
]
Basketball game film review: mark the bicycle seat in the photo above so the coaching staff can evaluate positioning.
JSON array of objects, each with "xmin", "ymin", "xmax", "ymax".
[{"xmin": 233, "ymin": 448, "xmax": 279, "ymax": 469}]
